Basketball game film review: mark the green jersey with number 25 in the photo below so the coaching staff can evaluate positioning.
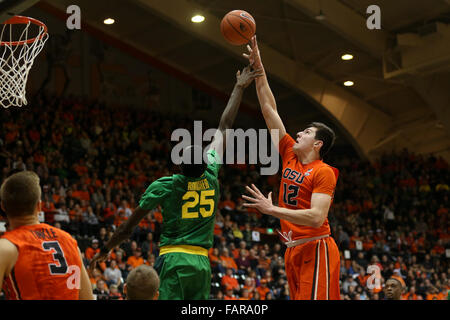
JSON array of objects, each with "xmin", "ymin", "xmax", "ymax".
[{"xmin": 139, "ymin": 149, "xmax": 221, "ymax": 249}]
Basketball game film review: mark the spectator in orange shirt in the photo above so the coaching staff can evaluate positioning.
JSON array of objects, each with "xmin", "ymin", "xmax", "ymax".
[
  {"xmin": 402, "ymin": 285, "xmax": 418, "ymax": 300},
  {"xmin": 256, "ymin": 279, "xmax": 270, "ymax": 300},
  {"xmin": 85, "ymin": 239, "xmax": 100, "ymax": 260},
  {"xmin": 239, "ymin": 288, "xmax": 251, "ymax": 300},
  {"xmin": 219, "ymin": 248, "xmax": 238, "ymax": 273},
  {"xmin": 221, "ymin": 268, "xmax": 240, "ymax": 293},
  {"xmin": 86, "ymin": 172, "xmax": 102, "ymax": 188},
  {"xmin": 224, "ymin": 287, "xmax": 238, "ymax": 300},
  {"xmin": 79, "ymin": 184, "xmax": 91, "ymax": 201},
  {"xmin": 102, "ymin": 202, "xmax": 116, "ymax": 225},
  {"xmin": 356, "ymin": 267, "xmax": 370, "ymax": 288},
  {"xmin": 209, "ymin": 247, "xmax": 220, "ymax": 272},
  {"xmin": 425, "ymin": 286, "xmax": 444, "ymax": 300},
  {"xmin": 73, "ymin": 159, "xmax": 88, "ymax": 177},
  {"xmin": 127, "ymin": 248, "xmax": 145, "ymax": 269},
  {"xmin": 242, "ymin": 277, "xmax": 255, "ymax": 299},
  {"xmin": 89, "ymin": 267, "xmax": 104, "ymax": 287},
  {"xmin": 42, "ymin": 199, "xmax": 56, "ymax": 213},
  {"xmin": 363, "ymin": 234, "xmax": 374, "ymax": 252},
  {"xmin": 350, "ymin": 230, "xmax": 363, "ymax": 250},
  {"xmin": 257, "ymin": 249, "xmax": 271, "ymax": 277},
  {"xmin": 431, "ymin": 239, "xmax": 445, "ymax": 257},
  {"xmin": 229, "ymin": 242, "xmax": 240, "ymax": 260}
]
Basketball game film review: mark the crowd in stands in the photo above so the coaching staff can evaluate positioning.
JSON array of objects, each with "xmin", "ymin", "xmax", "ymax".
[{"xmin": 0, "ymin": 93, "xmax": 448, "ymax": 300}]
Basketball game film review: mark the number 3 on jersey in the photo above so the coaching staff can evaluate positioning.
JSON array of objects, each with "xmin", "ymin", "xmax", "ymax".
[
  {"xmin": 42, "ymin": 241, "xmax": 68, "ymax": 274},
  {"xmin": 182, "ymin": 190, "xmax": 215, "ymax": 219}
]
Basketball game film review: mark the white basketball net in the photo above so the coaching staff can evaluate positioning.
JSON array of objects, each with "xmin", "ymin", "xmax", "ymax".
[{"xmin": 0, "ymin": 18, "xmax": 48, "ymax": 108}]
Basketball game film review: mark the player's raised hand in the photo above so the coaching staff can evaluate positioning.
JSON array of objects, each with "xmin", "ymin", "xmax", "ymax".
[
  {"xmin": 236, "ymin": 65, "xmax": 264, "ymax": 88},
  {"xmin": 242, "ymin": 184, "xmax": 274, "ymax": 215},
  {"xmin": 242, "ymin": 36, "xmax": 263, "ymax": 70}
]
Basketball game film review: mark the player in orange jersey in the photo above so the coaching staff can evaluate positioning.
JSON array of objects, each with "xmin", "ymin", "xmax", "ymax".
[
  {"xmin": 242, "ymin": 36, "xmax": 340, "ymax": 300},
  {"xmin": 0, "ymin": 171, "xmax": 93, "ymax": 300}
]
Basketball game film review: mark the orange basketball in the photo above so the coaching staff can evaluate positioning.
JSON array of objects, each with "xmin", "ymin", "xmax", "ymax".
[{"xmin": 220, "ymin": 10, "xmax": 256, "ymax": 46}]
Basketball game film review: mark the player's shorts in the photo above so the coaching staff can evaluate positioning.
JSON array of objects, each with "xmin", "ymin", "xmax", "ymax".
[
  {"xmin": 154, "ymin": 245, "xmax": 211, "ymax": 300},
  {"xmin": 284, "ymin": 236, "xmax": 340, "ymax": 300}
]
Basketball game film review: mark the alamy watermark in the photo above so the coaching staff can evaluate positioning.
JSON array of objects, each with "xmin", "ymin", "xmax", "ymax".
[
  {"xmin": 171, "ymin": 121, "xmax": 279, "ymax": 175},
  {"xmin": 366, "ymin": 5, "xmax": 381, "ymax": 30},
  {"xmin": 66, "ymin": 5, "xmax": 81, "ymax": 30}
]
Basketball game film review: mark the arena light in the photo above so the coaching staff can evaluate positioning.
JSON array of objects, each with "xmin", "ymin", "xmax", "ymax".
[
  {"xmin": 341, "ymin": 53, "xmax": 354, "ymax": 61},
  {"xmin": 343, "ymin": 80, "xmax": 354, "ymax": 87},
  {"xmin": 191, "ymin": 15, "xmax": 205, "ymax": 23},
  {"xmin": 103, "ymin": 18, "xmax": 115, "ymax": 25}
]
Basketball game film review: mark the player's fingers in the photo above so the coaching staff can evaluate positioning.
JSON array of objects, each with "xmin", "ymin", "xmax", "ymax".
[
  {"xmin": 247, "ymin": 44, "xmax": 253, "ymax": 53},
  {"xmin": 268, "ymin": 192, "xmax": 272, "ymax": 201},
  {"xmin": 242, "ymin": 53, "xmax": 250, "ymax": 60},
  {"xmin": 251, "ymin": 184, "xmax": 263, "ymax": 196},
  {"xmin": 242, "ymin": 203, "xmax": 257, "ymax": 208},
  {"xmin": 250, "ymin": 70, "xmax": 264, "ymax": 78},
  {"xmin": 245, "ymin": 185, "xmax": 260, "ymax": 198},
  {"xmin": 236, "ymin": 70, "xmax": 240, "ymax": 77},
  {"xmin": 242, "ymin": 194, "xmax": 258, "ymax": 202}
]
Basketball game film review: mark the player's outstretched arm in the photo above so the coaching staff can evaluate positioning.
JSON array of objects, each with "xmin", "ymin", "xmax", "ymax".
[
  {"xmin": 90, "ymin": 206, "xmax": 150, "ymax": 271},
  {"xmin": 90, "ymin": 177, "xmax": 170, "ymax": 272},
  {"xmin": 242, "ymin": 184, "xmax": 331, "ymax": 228},
  {"xmin": 243, "ymin": 36, "xmax": 286, "ymax": 144},
  {"xmin": 208, "ymin": 65, "xmax": 263, "ymax": 157}
]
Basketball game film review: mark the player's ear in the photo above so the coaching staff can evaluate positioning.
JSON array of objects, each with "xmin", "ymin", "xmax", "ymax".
[
  {"xmin": 314, "ymin": 140, "xmax": 323, "ymax": 148},
  {"xmin": 154, "ymin": 290, "xmax": 159, "ymax": 300},
  {"xmin": 35, "ymin": 200, "xmax": 42, "ymax": 213}
]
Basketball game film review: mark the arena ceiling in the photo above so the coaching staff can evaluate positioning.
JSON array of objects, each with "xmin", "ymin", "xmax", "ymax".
[{"xmin": 7, "ymin": 0, "xmax": 450, "ymax": 161}]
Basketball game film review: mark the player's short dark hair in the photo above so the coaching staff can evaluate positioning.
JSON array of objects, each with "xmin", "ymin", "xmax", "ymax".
[
  {"xmin": 0, "ymin": 171, "xmax": 41, "ymax": 217},
  {"xmin": 308, "ymin": 122, "xmax": 336, "ymax": 158},
  {"xmin": 179, "ymin": 145, "xmax": 207, "ymax": 178},
  {"xmin": 126, "ymin": 265, "xmax": 160, "ymax": 300}
]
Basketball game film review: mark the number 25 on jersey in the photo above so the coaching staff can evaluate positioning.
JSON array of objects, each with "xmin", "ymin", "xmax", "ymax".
[{"xmin": 182, "ymin": 190, "xmax": 215, "ymax": 219}]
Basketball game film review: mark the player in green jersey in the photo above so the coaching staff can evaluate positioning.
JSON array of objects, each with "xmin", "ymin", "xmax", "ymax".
[{"xmin": 90, "ymin": 65, "xmax": 263, "ymax": 299}]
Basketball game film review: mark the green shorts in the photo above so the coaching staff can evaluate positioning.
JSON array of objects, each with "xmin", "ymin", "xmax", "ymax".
[{"xmin": 154, "ymin": 251, "xmax": 211, "ymax": 300}]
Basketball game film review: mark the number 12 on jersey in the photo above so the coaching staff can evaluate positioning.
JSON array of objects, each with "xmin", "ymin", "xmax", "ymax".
[
  {"xmin": 283, "ymin": 183, "xmax": 299, "ymax": 206},
  {"xmin": 182, "ymin": 190, "xmax": 215, "ymax": 219}
]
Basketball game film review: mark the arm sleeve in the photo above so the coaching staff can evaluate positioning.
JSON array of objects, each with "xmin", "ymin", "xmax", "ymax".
[
  {"xmin": 139, "ymin": 176, "xmax": 173, "ymax": 210},
  {"xmin": 278, "ymin": 133, "xmax": 295, "ymax": 160},
  {"xmin": 312, "ymin": 166, "xmax": 337, "ymax": 197},
  {"xmin": 206, "ymin": 149, "xmax": 221, "ymax": 178}
]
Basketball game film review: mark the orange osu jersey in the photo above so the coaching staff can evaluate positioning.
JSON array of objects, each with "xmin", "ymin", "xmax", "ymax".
[
  {"xmin": 1, "ymin": 223, "xmax": 82, "ymax": 300},
  {"xmin": 278, "ymin": 134, "xmax": 339, "ymax": 241}
]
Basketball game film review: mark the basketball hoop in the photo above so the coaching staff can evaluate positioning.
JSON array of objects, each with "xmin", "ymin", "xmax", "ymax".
[{"xmin": 0, "ymin": 16, "xmax": 48, "ymax": 108}]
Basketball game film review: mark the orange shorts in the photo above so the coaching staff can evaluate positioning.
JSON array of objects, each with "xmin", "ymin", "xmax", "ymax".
[{"xmin": 284, "ymin": 236, "xmax": 340, "ymax": 300}]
